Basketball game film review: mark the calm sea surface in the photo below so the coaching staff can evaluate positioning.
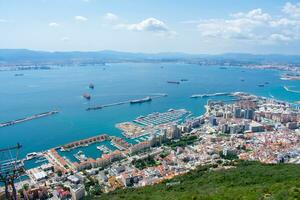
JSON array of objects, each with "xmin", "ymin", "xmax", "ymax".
[{"xmin": 1, "ymin": 63, "xmax": 300, "ymax": 158}]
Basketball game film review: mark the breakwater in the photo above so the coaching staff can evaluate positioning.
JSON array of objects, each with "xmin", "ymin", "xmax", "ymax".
[
  {"xmin": 61, "ymin": 134, "xmax": 109, "ymax": 151},
  {"xmin": 0, "ymin": 111, "xmax": 59, "ymax": 128},
  {"xmin": 86, "ymin": 93, "xmax": 168, "ymax": 111}
]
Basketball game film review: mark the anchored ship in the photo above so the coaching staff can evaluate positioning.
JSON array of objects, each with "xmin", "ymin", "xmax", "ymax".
[
  {"xmin": 83, "ymin": 93, "xmax": 91, "ymax": 100},
  {"xmin": 130, "ymin": 96, "xmax": 152, "ymax": 104},
  {"xmin": 89, "ymin": 83, "xmax": 94, "ymax": 89},
  {"xmin": 167, "ymin": 81, "xmax": 180, "ymax": 84}
]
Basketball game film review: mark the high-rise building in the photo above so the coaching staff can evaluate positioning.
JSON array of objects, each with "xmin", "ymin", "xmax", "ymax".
[
  {"xmin": 209, "ymin": 116, "xmax": 217, "ymax": 126},
  {"xmin": 233, "ymin": 106, "xmax": 241, "ymax": 118},
  {"xmin": 167, "ymin": 125, "xmax": 181, "ymax": 139},
  {"xmin": 244, "ymin": 109, "xmax": 254, "ymax": 119}
]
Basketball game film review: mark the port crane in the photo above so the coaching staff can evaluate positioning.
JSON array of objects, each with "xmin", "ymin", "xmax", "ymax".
[{"xmin": 0, "ymin": 143, "xmax": 24, "ymax": 200}]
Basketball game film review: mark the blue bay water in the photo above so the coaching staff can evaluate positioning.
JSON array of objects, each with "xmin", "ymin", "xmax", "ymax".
[{"xmin": 1, "ymin": 63, "xmax": 300, "ymax": 159}]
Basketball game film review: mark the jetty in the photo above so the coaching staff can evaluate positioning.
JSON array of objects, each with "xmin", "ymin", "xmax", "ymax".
[
  {"xmin": 86, "ymin": 93, "xmax": 168, "ymax": 111},
  {"xmin": 0, "ymin": 111, "xmax": 59, "ymax": 128},
  {"xmin": 190, "ymin": 92, "xmax": 231, "ymax": 98}
]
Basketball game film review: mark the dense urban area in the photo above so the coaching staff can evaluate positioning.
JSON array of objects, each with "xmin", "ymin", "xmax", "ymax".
[{"xmin": 2, "ymin": 92, "xmax": 300, "ymax": 199}]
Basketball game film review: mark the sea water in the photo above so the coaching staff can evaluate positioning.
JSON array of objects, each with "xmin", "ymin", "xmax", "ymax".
[{"xmin": 1, "ymin": 63, "xmax": 300, "ymax": 159}]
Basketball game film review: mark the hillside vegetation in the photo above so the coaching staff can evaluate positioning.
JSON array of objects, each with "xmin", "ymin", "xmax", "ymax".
[{"xmin": 89, "ymin": 161, "xmax": 300, "ymax": 200}]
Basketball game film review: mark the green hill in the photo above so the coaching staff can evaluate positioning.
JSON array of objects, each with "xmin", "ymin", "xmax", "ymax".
[{"xmin": 89, "ymin": 161, "xmax": 300, "ymax": 200}]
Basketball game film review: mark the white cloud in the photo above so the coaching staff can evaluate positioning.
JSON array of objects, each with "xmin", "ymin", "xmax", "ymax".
[
  {"xmin": 74, "ymin": 16, "xmax": 88, "ymax": 22},
  {"xmin": 48, "ymin": 22, "xmax": 60, "ymax": 27},
  {"xmin": 270, "ymin": 33, "xmax": 291, "ymax": 42},
  {"xmin": 195, "ymin": 5, "xmax": 300, "ymax": 44},
  {"xmin": 231, "ymin": 8, "xmax": 271, "ymax": 21},
  {"xmin": 126, "ymin": 18, "xmax": 169, "ymax": 32},
  {"xmin": 104, "ymin": 14, "xmax": 176, "ymax": 37},
  {"xmin": 104, "ymin": 13, "xmax": 119, "ymax": 22},
  {"xmin": 282, "ymin": 2, "xmax": 300, "ymax": 18},
  {"xmin": 117, "ymin": 17, "xmax": 176, "ymax": 37}
]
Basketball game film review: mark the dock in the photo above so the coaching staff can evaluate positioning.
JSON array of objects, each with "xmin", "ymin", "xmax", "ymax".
[
  {"xmin": 0, "ymin": 111, "xmax": 59, "ymax": 128},
  {"xmin": 86, "ymin": 93, "xmax": 168, "ymax": 111}
]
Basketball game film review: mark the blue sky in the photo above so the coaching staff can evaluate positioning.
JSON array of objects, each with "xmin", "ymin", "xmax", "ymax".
[{"xmin": 1, "ymin": 0, "xmax": 300, "ymax": 54}]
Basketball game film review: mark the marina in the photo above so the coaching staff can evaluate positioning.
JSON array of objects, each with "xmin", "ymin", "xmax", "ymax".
[
  {"xmin": 74, "ymin": 151, "xmax": 88, "ymax": 162},
  {"xmin": 0, "ymin": 111, "xmax": 59, "ymax": 128},
  {"xmin": 133, "ymin": 109, "xmax": 190, "ymax": 126},
  {"xmin": 97, "ymin": 145, "xmax": 112, "ymax": 154}
]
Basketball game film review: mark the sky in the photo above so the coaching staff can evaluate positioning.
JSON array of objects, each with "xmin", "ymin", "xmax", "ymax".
[{"xmin": 1, "ymin": 0, "xmax": 300, "ymax": 54}]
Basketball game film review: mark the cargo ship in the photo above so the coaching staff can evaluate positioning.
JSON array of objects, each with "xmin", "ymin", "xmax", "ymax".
[
  {"xmin": 83, "ymin": 93, "xmax": 91, "ymax": 100},
  {"xmin": 130, "ymin": 96, "xmax": 152, "ymax": 104},
  {"xmin": 89, "ymin": 83, "xmax": 94, "ymax": 89},
  {"xmin": 167, "ymin": 81, "xmax": 180, "ymax": 84},
  {"xmin": 86, "ymin": 105, "xmax": 102, "ymax": 111}
]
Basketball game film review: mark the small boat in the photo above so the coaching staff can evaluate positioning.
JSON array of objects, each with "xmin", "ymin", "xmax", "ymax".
[
  {"xmin": 180, "ymin": 79, "xmax": 188, "ymax": 82},
  {"xmin": 83, "ymin": 93, "xmax": 91, "ymax": 100},
  {"xmin": 74, "ymin": 151, "xmax": 87, "ymax": 161},
  {"xmin": 26, "ymin": 152, "xmax": 38, "ymax": 160},
  {"xmin": 14, "ymin": 73, "xmax": 24, "ymax": 76},
  {"xmin": 265, "ymin": 82, "xmax": 269, "ymax": 85},
  {"xmin": 240, "ymin": 79, "xmax": 245, "ymax": 82},
  {"xmin": 257, "ymin": 84, "xmax": 264, "ymax": 87},
  {"xmin": 219, "ymin": 67, "xmax": 227, "ymax": 69},
  {"xmin": 89, "ymin": 83, "xmax": 94, "ymax": 89}
]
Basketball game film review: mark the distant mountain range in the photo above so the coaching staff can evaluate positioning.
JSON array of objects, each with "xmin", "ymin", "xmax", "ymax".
[{"xmin": 1, "ymin": 49, "xmax": 300, "ymax": 66}]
